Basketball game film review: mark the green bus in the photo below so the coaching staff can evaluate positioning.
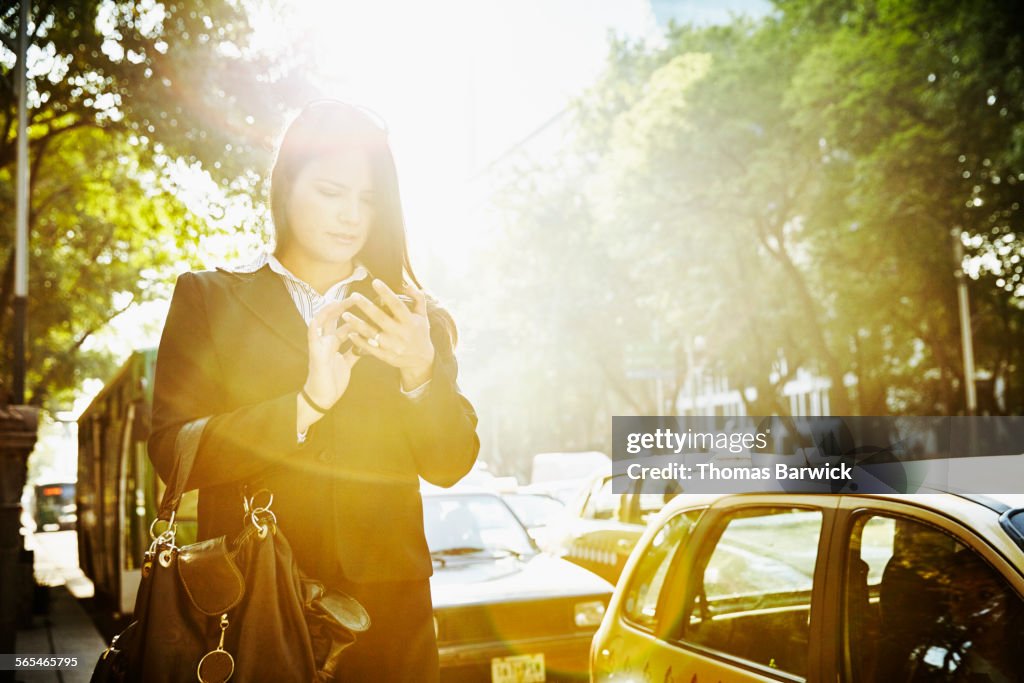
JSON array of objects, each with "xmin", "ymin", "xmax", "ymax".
[{"xmin": 76, "ymin": 349, "xmax": 198, "ymax": 616}]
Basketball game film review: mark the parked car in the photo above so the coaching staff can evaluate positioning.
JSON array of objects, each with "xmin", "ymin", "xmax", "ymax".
[
  {"xmin": 592, "ymin": 493, "xmax": 1024, "ymax": 682},
  {"xmin": 424, "ymin": 489, "xmax": 613, "ymax": 682},
  {"xmin": 502, "ymin": 491, "xmax": 566, "ymax": 547},
  {"xmin": 531, "ymin": 452, "xmax": 610, "ymax": 490},
  {"xmin": 545, "ymin": 472, "xmax": 683, "ymax": 583},
  {"xmin": 519, "ymin": 479, "xmax": 592, "ymax": 507}
]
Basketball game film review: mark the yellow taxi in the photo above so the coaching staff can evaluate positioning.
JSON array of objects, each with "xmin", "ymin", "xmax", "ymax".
[
  {"xmin": 546, "ymin": 472, "xmax": 684, "ymax": 584},
  {"xmin": 591, "ymin": 493, "xmax": 1024, "ymax": 682}
]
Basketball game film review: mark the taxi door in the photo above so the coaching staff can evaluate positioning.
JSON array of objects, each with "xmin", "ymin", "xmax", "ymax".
[{"xmin": 595, "ymin": 494, "xmax": 840, "ymax": 683}]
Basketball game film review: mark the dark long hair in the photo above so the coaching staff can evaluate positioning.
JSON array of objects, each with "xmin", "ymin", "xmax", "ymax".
[{"xmin": 269, "ymin": 101, "xmax": 457, "ymax": 345}]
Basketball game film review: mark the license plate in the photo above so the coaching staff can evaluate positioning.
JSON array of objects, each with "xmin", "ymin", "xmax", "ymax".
[{"xmin": 491, "ymin": 653, "xmax": 545, "ymax": 682}]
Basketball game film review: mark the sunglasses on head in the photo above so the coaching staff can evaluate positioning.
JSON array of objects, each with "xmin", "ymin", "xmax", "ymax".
[{"xmin": 299, "ymin": 98, "xmax": 390, "ymax": 136}]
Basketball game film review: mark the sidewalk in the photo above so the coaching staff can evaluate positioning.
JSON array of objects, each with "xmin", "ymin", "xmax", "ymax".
[
  {"xmin": 13, "ymin": 586, "xmax": 105, "ymax": 683},
  {"xmin": 11, "ymin": 530, "xmax": 105, "ymax": 683}
]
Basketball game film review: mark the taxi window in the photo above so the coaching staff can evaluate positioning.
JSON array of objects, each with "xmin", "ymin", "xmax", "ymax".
[
  {"xmin": 628, "ymin": 476, "xmax": 685, "ymax": 525},
  {"xmin": 622, "ymin": 508, "xmax": 704, "ymax": 631},
  {"xmin": 844, "ymin": 513, "xmax": 1024, "ymax": 682},
  {"xmin": 635, "ymin": 494, "xmax": 671, "ymax": 525},
  {"xmin": 679, "ymin": 507, "xmax": 823, "ymax": 678},
  {"xmin": 582, "ymin": 477, "xmax": 618, "ymax": 521}
]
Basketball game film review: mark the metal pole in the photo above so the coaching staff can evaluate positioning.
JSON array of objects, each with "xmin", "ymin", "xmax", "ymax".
[
  {"xmin": 12, "ymin": 0, "xmax": 30, "ymax": 405},
  {"xmin": 953, "ymin": 228, "xmax": 977, "ymax": 416}
]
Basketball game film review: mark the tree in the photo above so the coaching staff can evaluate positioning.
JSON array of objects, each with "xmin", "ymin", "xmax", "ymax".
[
  {"xmin": 467, "ymin": 0, "xmax": 1024, "ymax": 471},
  {"xmin": 784, "ymin": 0, "xmax": 1024, "ymax": 413},
  {"xmin": 582, "ymin": 21, "xmax": 854, "ymax": 415},
  {"xmin": 498, "ymin": 19, "xmax": 857, "ymax": 419},
  {"xmin": 0, "ymin": 0, "xmax": 315, "ymax": 408}
]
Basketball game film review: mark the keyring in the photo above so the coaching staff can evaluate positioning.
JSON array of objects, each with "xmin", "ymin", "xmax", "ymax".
[
  {"xmin": 197, "ymin": 614, "xmax": 235, "ymax": 682},
  {"xmin": 243, "ymin": 489, "xmax": 273, "ymax": 514},
  {"xmin": 251, "ymin": 508, "xmax": 277, "ymax": 538},
  {"xmin": 149, "ymin": 512, "xmax": 176, "ymax": 541}
]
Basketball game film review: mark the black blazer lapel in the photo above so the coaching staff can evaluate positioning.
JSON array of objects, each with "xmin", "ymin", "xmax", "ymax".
[{"xmin": 230, "ymin": 265, "xmax": 308, "ymax": 356}]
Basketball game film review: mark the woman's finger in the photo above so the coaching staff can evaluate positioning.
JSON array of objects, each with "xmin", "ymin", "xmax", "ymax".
[
  {"xmin": 349, "ymin": 293, "xmax": 400, "ymax": 332},
  {"xmin": 309, "ymin": 313, "xmax": 339, "ymax": 351},
  {"xmin": 348, "ymin": 332, "xmax": 397, "ymax": 365},
  {"xmin": 307, "ymin": 313, "xmax": 321, "ymax": 348},
  {"xmin": 404, "ymin": 284, "xmax": 428, "ymax": 317},
  {"xmin": 340, "ymin": 312, "xmax": 379, "ymax": 340},
  {"xmin": 372, "ymin": 279, "xmax": 414, "ymax": 322},
  {"xmin": 312, "ymin": 299, "xmax": 349, "ymax": 325},
  {"xmin": 312, "ymin": 298, "xmax": 358, "ymax": 334},
  {"xmin": 331, "ymin": 323, "xmax": 354, "ymax": 341}
]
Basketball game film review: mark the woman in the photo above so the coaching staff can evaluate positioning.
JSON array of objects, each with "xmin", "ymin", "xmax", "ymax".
[{"xmin": 147, "ymin": 100, "xmax": 480, "ymax": 681}]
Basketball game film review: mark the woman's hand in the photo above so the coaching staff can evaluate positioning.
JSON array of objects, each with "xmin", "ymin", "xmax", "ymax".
[
  {"xmin": 303, "ymin": 299, "xmax": 363, "ymax": 415},
  {"xmin": 342, "ymin": 279, "xmax": 435, "ymax": 390}
]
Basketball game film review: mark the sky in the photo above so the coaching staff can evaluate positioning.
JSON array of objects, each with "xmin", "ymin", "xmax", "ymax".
[{"xmin": 245, "ymin": 0, "xmax": 660, "ymax": 276}]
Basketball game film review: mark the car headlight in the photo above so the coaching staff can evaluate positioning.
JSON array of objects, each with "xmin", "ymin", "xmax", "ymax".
[{"xmin": 574, "ymin": 600, "xmax": 606, "ymax": 628}]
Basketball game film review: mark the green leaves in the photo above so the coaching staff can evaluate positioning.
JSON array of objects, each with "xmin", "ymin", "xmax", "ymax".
[
  {"xmin": 0, "ymin": 0, "xmax": 312, "ymax": 409},
  {"xmin": 476, "ymin": 0, "xmax": 1024, "ymax": 430}
]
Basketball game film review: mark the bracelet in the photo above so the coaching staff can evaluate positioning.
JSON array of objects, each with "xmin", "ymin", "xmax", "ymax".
[{"xmin": 300, "ymin": 388, "xmax": 329, "ymax": 415}]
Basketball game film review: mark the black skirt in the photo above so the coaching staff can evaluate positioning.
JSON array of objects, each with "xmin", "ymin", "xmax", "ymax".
[{"xmin": 331, "ymin": 576, "xmax": 439, "ymax": 682}]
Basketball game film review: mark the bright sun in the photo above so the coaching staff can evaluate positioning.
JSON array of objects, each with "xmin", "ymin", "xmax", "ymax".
[{"xmin": 243, "ymin": 0, "xmax": 488, "ymax": 279}]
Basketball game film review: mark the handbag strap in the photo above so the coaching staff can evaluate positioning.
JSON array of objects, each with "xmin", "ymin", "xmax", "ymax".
[{"xmin": 156, "ymin": 416, "xmax": 210, "ymax": 521}]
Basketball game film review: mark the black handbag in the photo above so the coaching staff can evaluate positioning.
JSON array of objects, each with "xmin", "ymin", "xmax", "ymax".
[{"xmin": 90, "ymin": 417, "xmax": 370, "ymax": 682}]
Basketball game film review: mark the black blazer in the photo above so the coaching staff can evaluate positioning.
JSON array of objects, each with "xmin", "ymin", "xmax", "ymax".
[{"xmin": 147, "ymin": 265, "xmax": 480, "ymax": 583}]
